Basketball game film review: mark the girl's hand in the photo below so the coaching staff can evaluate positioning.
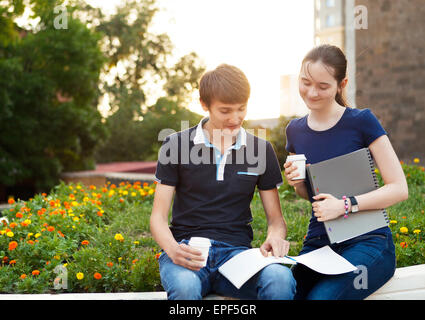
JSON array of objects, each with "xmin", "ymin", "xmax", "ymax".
[
  {"xmin": 283, "ymin": 161, "xmax": 305, "ymax": 187},
  {"xmin": 312, "ymin": 193, "xmax": 346, "ymax": 222}
]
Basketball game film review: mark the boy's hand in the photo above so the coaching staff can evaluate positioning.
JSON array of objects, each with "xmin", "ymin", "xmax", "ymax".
[
  {"xmin": 260, "ymin": 237, "xmax": 290, "ymax": 258},
  {"xmin": 167, "ymin": 243, "xmax": 205, "ymax": 271}
]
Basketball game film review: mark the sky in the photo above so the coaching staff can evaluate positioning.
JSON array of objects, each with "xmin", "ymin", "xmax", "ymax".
[{"xmin": 89, "ymin": 0, "xmax": 315, "ymax": 119}]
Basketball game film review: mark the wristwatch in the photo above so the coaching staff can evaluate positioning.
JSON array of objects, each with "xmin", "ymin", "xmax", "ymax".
[{"xmin": 349, "ymin": 196, "xmax": 359, "ymax": 213}]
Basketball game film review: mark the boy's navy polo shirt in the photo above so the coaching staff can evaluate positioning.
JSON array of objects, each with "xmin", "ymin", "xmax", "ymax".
[
  {"xmin": 285, "ymin": 107, "xmax": 391, "ymax": 240},
  {"xmin": 155, "ymin": 117, "xmax": 283, "ymax": 248}
]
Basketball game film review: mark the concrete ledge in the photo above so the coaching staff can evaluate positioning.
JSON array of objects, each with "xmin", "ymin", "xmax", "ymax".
[
  {"xmin": 2, "ymin": 265, "xmax": 424, "ymax": 300},
  {"xmin": 365, "ymin": 264, "xmax": 425, "ymax": 300},
  {"xmin": 0, "ymin": 292, "xmax": 167, "ymax": 300}
]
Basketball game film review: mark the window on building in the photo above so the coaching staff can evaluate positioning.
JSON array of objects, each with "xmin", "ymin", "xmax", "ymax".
[
  {"xmin": 326, "ymin": 0, "xmax": 335, "ymax": 7},
  {"xmin": 325, "ymin": 14, "xmax": 335, "ymax": 27}
]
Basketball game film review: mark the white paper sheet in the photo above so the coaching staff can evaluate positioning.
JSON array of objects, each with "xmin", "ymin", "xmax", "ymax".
[{"xmin": 218, "ymin": 245, "xmax": 357, "ymax": 289}]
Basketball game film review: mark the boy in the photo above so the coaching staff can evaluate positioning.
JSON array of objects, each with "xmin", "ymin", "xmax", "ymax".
[{"xmin": 150, "ymin": 64, "xmax": 296, "ymax": 300}]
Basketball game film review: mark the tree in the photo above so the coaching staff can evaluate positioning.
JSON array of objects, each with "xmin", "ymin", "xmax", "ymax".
[
  {"xmin": 0, "ymin": 0, "xmax": 106, "ymax": 193},
  {"xmin": 89, "ymin": 0, "xmax": 206, "ymax": 163}
]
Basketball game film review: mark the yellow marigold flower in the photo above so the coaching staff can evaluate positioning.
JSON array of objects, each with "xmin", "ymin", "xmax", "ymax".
[
  {"xmin": 390, "ymin": 220, "xmax": 397, "ymax": 224},
  {"xmin": 73, "ymin": 217, "xmax": 79, "ymax": 222},
  {"xmin": 118, "ymin": 257, "xmax": 122, "ymax": 262},
  {"xmin": 76, "ymin": 272, "xmax": 84, "ymax": 280},
  {"xmin": 6, "ymin": 231, "xmax": 14, "ymax": 237},
  {"xmin": 114, "ymin": 233, "xmax": 124, "ymax": 242},
  {"xmin": 133, "ymin": 241, "xmax": 140, "ymax": 245},
  {"xmin": 24, "ymin": 219, "xmax": 31, "ymax": 225},
  {"xmin": 413, "ymin": 158, "xmax": 420, "ymax": 163},
  {"xmin": 400, "ymin": 227, "xmax": 408, "ymax": 234},
  {"xmin": 108, "ymin": 190, "xmax": 115, "ymax": 196},
  {"xmin": 148, "ymin": 189, "xmax": 154, "ymax": 195},
  {"xmin": 374, "ymin": 168, "xmax": 379, "ymax": 174},
  {"xmin": 35, "ymin": 233, "xmax": 41, "ymax": 238},
  {"xmin": 413, "ymin": 229, "xmax": 421, "ymax": 234},
  {"xmin": 122, "ymin": 190, "xmax": 128, "ymax": 195},
  {"xmin": 131, "ymin": 192, "xmax": 136, "ymax": 197}
]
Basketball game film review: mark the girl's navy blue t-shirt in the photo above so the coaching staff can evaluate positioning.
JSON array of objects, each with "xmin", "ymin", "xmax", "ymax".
[{"xmin": 285, "ymin": 107, "xmax": 391, "ymax": 240}]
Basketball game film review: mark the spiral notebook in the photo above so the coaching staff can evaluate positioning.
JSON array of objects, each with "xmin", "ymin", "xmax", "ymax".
[{"xmin": 306, "ymin": 148, "xmax": 389, "ymax": 243}]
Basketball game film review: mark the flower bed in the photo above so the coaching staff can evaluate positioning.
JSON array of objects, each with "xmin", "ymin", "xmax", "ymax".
[
  {"xmin": 0, "ymin": 161, "xmax": 423, "ymax": 294},
  {"xmin": 0, "ymin": 181, "xmax": 161, "ymax": 293}
]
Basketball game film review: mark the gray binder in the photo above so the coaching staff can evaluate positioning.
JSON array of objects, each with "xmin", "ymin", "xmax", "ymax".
[{"xmin": 306, "ymin": 148, "xmax": 389, "ymax": 243}]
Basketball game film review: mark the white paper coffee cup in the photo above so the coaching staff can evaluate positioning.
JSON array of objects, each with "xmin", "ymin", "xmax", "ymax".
[
  {"xmin": 286, "ymin": 154, "xmax": 307, "ymax": 180},
  {"xmin": 189, "ymin": 237, "xmax": 211, "ymax": 267}
]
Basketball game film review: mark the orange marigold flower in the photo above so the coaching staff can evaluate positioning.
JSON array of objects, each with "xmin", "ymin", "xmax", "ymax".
[
  {"xmin": 32, "ymin": 270, "xmax": 40, "ymax": 276},
  {"xmin": 107, "ymin": 262, "xmax": 113, "ymax": 267},
  {"xmin": 8, "ymin": 198, "xmax": 15, "ymax": 205},
  {"xmin": 119, "ymin": 198, "xmax": 124, "ymax": 203},
  {"xmin": 97, "ymin": 211, "xmax": 103, "ymax": 217},
  {"xmin": 16, "ymin": 212, "xmax": 23, "ymax": 218},
  {"xmin": 400, "ymin": 242, "xmax": 408, "ymax": 248},
  {"xmin": 132, "ymin": 259, "xmax": 139, "ymax": 264},
  {"xmin": 81, "ymin": 240, "xmax": 89, "ymax": 245},
  {"xmin": 27, "ymin": 240, "xmax": 34, "ymax": 245},
  {"xmin": 57, "ymin": 230, "xmax": 65, "ymax": 237},
  {"xmin": 20, "ymin": 274, "xmax": 27, "ymax": 279},
  {"xmin": 93, "ymin": 272, "xmax": 102, "ymax": 280},
  {"xmin": 9, "ymin": 222, "xmax": 17, "ymax": 228},
  {"xmin": 8, "ymin": 241, "xmax": 18, "ymax": 251},
  {"xmin": 47, "ymin": 226, "xmax": 55, "ymax": 232},
  {"xmin": 49, "ymin": 200, "xmax": 56, "ymax": 207},
  {"xmin": 10, "ymin": 259, "xmax": 16, "ymax": 265}
]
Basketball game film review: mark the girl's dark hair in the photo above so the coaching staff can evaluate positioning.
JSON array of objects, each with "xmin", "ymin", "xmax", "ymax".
[{"xmin": 302, "ymin": 44, "xmax": 348, "ymax": 107}]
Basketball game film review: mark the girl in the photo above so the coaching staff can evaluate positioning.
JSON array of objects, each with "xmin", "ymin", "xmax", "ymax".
[{"xmin": 283, "ymin": 44, "xmax": 408, "ymax": 300}]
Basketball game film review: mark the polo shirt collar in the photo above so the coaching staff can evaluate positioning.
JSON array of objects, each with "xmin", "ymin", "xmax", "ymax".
[{"xmin": 194, "ymin": 117, "xmax": 247, "ymax": 149}]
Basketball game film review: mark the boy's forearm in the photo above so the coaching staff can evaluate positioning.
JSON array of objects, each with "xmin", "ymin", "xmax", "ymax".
[{"xmin": 150, "ymin": 213, "xmax": 178, "ymax": 254}]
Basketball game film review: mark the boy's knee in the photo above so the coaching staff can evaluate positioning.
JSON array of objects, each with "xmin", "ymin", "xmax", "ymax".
[
  {"xmin": 165, "ymin": 271, "xmax": 202, "ymax": 300},
  {"xmin": 258, "ymin": 264, "xmax": 296, "ymax": 300}
]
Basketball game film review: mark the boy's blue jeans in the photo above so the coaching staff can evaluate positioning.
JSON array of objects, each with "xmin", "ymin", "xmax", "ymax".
[{"xmin": 159, "ymin": 239, "xmax": 296, "ymax": 300}]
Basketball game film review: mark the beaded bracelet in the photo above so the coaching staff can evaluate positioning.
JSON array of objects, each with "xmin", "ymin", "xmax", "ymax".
[{"xmin": 342, "ymin": 195, "xmax": 349, "ymax": 219}]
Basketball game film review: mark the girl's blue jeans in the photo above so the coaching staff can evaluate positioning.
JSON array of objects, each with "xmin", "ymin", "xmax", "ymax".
[
  {"xmin": 158, "ymin": 239, "xmax": 296, "ymax": 300},
  {"xmin": 292, "ymin": 231, "xmax": 396, "ymax": 300}
]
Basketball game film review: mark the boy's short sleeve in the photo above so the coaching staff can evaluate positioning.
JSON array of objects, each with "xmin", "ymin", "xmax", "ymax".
[
  {"xmin": 360, "ymin": 109, "xmax": 387, "ymax": 146},
  {"xmin": 257, "ymin": 141, "xmax": 283, "ymax": 190},
  {"xmin": 155, "ymin": 135, "xmax": 179, "ymax": 186}
]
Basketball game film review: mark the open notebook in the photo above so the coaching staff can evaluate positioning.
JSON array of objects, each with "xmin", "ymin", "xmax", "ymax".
[
  {"xmin": 218, "ymin": 246, "xmax": 357, "ymax": 289},
  {"xmin": 306, "ymin": 148, "xmax": 390, "ymax": 243}
]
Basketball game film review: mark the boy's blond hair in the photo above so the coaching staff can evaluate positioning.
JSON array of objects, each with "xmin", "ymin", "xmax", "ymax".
[{"xmin": 199, "ymin": 64, "xmax": 250, "ymax": 107}]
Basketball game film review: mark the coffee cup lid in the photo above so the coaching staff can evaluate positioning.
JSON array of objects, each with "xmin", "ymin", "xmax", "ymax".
[
  {"xmin": 286, "ymin": 154, "xmax": 306, "ymax": 161},
  {"xmin": 189, "ymin": 237, "xmax": 211, "ymax": 246}
]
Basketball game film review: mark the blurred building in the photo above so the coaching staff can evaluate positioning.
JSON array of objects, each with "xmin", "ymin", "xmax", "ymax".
[
  {"xmin": 280, "ymin": 74, "xmax": 308, "ymax": 117},
  {"xmin": 314, "ymin": 0, "xmax": 346, "ymax": 48},
  {"xmin": 314, "ymin": 0, "xmax": 424, "ymax": 161}
]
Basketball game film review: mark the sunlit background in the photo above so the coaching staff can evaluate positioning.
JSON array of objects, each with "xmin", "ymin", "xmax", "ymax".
[{"xmin": 88, "ymin": 0, "xmax": 314, "ymax": 120}]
